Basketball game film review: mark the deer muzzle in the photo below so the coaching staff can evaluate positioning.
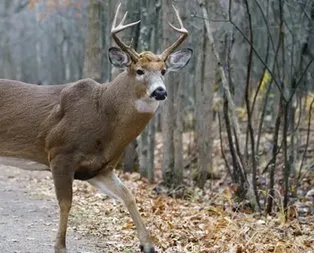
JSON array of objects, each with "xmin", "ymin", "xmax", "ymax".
[{"xmin": 151, "ymin": 87, "xmax": 167, "ymax": 101}]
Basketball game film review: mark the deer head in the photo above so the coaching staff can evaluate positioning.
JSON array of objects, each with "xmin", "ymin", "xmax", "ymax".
[{"xmin": 109, "ymin": 3, "xmax": 192, "ymax": 105}]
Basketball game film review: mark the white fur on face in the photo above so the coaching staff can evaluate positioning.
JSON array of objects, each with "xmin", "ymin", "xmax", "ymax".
[
  {"xmin": 135, "ymin": 71, "xmax": 166, "ymax": 96},
  {"xmin": 134, "ymin": 71, "xmax": 165, "ymax": 113},
  {"xmin": 147, "ymin": 72, "xmax": 166, "ymax": 95}
]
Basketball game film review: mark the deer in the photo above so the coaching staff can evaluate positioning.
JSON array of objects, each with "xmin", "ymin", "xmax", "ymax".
[{"xmin": 0, "ymin": 3, "xmax": 192, "ymax": 253}]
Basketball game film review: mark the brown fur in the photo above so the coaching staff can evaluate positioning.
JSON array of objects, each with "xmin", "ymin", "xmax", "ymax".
[
  {"xmin": 0, "ymin": 74, "xmax": 153, "ymax": 174},
  {"xmin": 0, "ymin": 66, "xmax": 158, "ymax": 253},
  {"xmin": 137, "ymin": 51, "xmax": 165, "ymax": 71}
]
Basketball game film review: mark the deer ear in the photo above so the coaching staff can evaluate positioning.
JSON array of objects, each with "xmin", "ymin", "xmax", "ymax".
[
  {"xmin": 108, "ymin": 47, "xmax": 131, "ymax": 68},
  {"xmin": 166, "ymin": 48, "xmax": 193, "ymax": 72}
]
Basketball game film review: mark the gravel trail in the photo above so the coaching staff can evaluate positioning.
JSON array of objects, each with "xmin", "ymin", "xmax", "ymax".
[{"xmin": 0, "ymin": 158, "xmax": 104, "ymax": 253}]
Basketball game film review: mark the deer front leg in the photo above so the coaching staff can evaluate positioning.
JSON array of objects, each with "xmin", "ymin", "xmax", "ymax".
[
  {"xmin": 50, "ymin": 156, "xmax": 74, "ymax": 253},
  {"xmin": 88, "ymin": 172, "xmax": 155, "ymax": 253}
]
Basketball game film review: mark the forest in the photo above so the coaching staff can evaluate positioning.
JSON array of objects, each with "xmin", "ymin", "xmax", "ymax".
[{"xmin": 0, "ymin": 0, "xmax": 313, "ymax": 252}]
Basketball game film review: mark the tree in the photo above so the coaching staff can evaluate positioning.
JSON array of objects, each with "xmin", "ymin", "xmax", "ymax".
[
  {"xmin": 83, "ymin": 0, "xmax": 102, "ymax": 82},
  {"xmin": 137, "ymin": 0, "xmax": 161, "ymax": 183},
  {"xmin": 161, "ymin": 0, "xmax": 180, "ymax": 188},
  {"xmin": 195, "ymin": 17, "xmax": 215, "ymax": 189}
]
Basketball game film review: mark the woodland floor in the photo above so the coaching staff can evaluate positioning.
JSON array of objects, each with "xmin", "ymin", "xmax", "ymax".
[{"xmin": 0, "ymin": 157, "xmax": 313, "ymax": 253}]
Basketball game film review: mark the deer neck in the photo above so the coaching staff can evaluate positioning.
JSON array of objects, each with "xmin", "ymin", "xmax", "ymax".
[{"xmin": 98, "ymin": 71, "xmax": 155, "ymax": 152}]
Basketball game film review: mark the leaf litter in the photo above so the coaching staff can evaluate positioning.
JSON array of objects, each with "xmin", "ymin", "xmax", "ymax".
[{"xmin": 17, "ymin": 169, "xmax": 314, "ymax": 253}]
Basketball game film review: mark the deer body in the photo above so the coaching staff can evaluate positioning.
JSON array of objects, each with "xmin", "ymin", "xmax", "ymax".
[
  {"xmin": 0, "ymin": 80, "xmax": 64, "ymax": 164},
  {"xmin": 0, "ymin": 75, "xmax": 153, "ymax": 175},
  {"xmin": 0, "ymin": 4, "xmax": 192, "ymax": 253}
]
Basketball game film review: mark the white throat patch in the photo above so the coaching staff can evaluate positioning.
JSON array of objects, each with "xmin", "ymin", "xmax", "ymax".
[{"xmin": 135, "ymin": 98, "xmax": 160, "ymax": 113}]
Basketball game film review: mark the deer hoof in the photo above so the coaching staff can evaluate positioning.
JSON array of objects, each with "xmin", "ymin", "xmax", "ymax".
[{"xmin": 140, "ymin": 244, "xmax": 156, "ymax": 253}]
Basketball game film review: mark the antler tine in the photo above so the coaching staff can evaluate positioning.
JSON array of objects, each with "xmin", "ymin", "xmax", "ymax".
[
  {"xmin": 111, "ymin": 3, "xmax": 121, "ymax": 30},
  {"xmin": 160, "ymin": 5, "xmax": 189, "ymax": 61},
  {"xmin": 111, "ymin": 3, "xmax": 141, "ymax": 62}
]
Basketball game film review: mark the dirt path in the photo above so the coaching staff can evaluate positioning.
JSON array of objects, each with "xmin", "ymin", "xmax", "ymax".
[{"xmin": 0, "ymin": 158, "xmax": 104, "ymax": 253}]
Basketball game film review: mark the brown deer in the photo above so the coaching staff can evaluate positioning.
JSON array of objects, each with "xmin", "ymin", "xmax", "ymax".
[{"xmin": 0, "ymin": 3, "xmax": 192, "ymax": 253}]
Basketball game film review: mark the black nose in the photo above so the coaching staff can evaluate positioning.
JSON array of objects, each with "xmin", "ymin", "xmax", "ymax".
[{"xmin": 151, "ymin": 87, "xmax": 167, "ymax": 101}]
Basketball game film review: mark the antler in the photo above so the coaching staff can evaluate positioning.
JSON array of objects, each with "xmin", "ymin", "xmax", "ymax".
[
  {"xmin": 111, "ymin": 3, "xmax": 141, "ymax": 62},
  {"xmin": 160, "ymin": 5, "xmax": 189, "ymax": 61}
]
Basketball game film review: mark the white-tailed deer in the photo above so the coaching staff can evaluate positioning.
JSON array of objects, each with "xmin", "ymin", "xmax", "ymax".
[{"xmin": 0, "ymin": 3, "xmax": 192, "ymax": 253}]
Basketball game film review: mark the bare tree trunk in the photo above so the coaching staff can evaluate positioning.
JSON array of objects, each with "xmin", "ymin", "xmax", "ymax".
[
  {"xmin": 173, "ymin": 76, "xmax": 184, "ymax": 186},
  {"xmin": 139, "ymin": 131, "xmax": 149, "ymax": 177},
  {"xmin": 83, "ymin": 0, "xmax": 102, "ymax": 82},
  {"xmin": 101, "ymin": 0, "xmax": 111, "ymax": 81},
  {"xmin": 162, "ymin": 73, "xmax": 175, "ymax": 187},
  {"xmin": 146, "ymin": 120, "xmax": 156, "ymax": 182},
  {"xmin": 198, "ymin": 0, "xmax": 243, "ymax": 149},
  {"xmin": 266, "ymin": 93, "xmax": 282, "ymax": 214},
  {"xmin": 161, "ymin": 0, "xmax": 182, "ymax": 188},
  {"xmin": 138, "ymin": 118, "xmax": 156, "ymax": 182},
  {"xmin": 243, "ymin": 0, "xmax": 261, "ymax": 211},
  {"xmin": 195, "ymin": 24, "xmax": 215, "ymax": 189},
  {"xmin": 161, "ymin": 0, "xmax": 175, "ymax": 187},
  {"xmin": 198, "ymin": 0, "xmax": 247, "ymax": 196},
  {"xmin": 137, "ymin": 0, "xmax": 161, "ymax": 182},
  {"xmin": 123, "ymin": 140, "xmax": 139, "ymax": 173}
]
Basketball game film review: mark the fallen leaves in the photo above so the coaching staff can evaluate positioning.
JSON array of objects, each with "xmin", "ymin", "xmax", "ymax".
[{"xmin": 16, "ymin": 170, "xmax": 314, "ymax": 253}]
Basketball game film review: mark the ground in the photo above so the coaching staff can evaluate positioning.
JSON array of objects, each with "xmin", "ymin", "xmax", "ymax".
[
  {"xmin": 0, "ymin": 157, "xmax": 313, "ymax": 253},
  {"xmin": 0, "ymin": 158, "xmax": 107, "ymax": 253}
]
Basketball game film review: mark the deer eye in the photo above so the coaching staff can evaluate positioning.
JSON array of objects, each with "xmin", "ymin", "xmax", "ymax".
[
  {"xmin": 136, "ymin": 69, "xmax": 145, "ymax": 75},
  {"xmin": 161, "ymin": 69, "xmax": 166, "ymax": 76}
]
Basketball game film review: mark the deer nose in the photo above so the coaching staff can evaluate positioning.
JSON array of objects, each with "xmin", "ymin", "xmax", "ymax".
[{"xmin": 151, "ymin": 87, "xmax": 167, "ymax": 101}]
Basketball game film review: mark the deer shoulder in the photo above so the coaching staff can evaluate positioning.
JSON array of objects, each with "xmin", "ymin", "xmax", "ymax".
[{"xmin": 43, "ymin": 79, "xmax": 110, "ymax": 177}]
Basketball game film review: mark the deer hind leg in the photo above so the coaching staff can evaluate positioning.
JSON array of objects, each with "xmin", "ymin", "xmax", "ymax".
[
  {"xmin": 50, "ymin": 156, "xmax": 74, "ymax": 253},
  {"xmin": 88, "ymin": 172, "xmax": 155, "ymax": 253}
]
